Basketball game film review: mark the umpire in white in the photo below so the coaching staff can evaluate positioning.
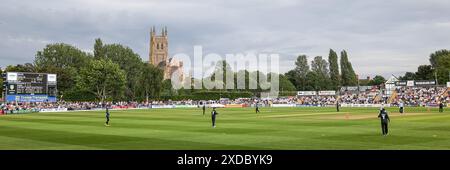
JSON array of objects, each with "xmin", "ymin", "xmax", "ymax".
[{"xmin": 399, "ymin": 100, "xmax": 404, "ymax": 114}]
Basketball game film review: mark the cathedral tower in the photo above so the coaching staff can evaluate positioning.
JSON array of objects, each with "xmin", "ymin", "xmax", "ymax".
[
  {"xmin": 149, "ymin": 26, "xmax": 168, "ymax": 68},
  {"xmin": 148, "ymin": 26, "xmax": 185, "ymax": 81}
]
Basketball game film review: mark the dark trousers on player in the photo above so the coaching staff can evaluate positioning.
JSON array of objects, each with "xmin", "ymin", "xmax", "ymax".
[
  {"xmin": 439, "ymin": 107, "xmax": 443, "ymax": 113},
  {"xmin": 106, "ymin": 117, "xmax": 110, "ymax": 125},
  {"xmin": 212, "ymin": 116, "xmax": 216, "ymax": 127},
  {"xmin": 399, "ymin": 107, "xmax": 404, "ymax": 114},
  {"xmin": 381, "ymin": 122, "xmax": 388, "ymax": 135}
]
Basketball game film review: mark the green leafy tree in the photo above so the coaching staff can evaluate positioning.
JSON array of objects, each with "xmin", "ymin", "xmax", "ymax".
[
  {"xmin": 5, "ymin": 63, "xmax": 36, "ymax": 72},
  {"xmin": 94, "ymin": 38, "xmax": 106, "ymax": 60},
  {"xmin": 415, "ymin": 65, "xmax": 434, "ymax": 80},
  {"xmin": 236, "ymin": 70, "xmax": 251, "ymax": 91},
  {"xmin": 76, "ymin": 59, "xmax": 126, "ymax": 102},
  {"xmin": 103, "ymin": 43, "xmax": 144, "ymax": 100},
  {"xmin": 304, "ymin": 71, "xmax": 320, "ymax": 91},
  {"xmin": 295, "ymin": 55, "xmax": 310, "ymax": 76},
  {"xmin": 399, "ymin": 72, "xmax": 416, "ymax": 81},
  {"xmin": 211, "ymin": 60, "xmax": 233, "ymax": 90},
  {"xmin": 294, "ymin": 55, "xmax": 310, "ymax": 90},
  {"xmin": 328, "ymin": 49, "xmax": 340, "ymax": 90},
  {"xmin": 232, "ymin": 70, "xmax": 244, "ymax": 91},
  {"xmin": 435, "ymin": 55, "xmax": 450, "ymax": 84},
  {"xmin": 311, "ymin": 56, "xmax": 330, "ymax": 90},
  {"xmin": 368, "ymin": 75, "xmax": 386, "ymax": 86},
  {"xmin": 34, "ymin": 43, "xmax": 92, "ymax": 95},
  {"xmin": 161, "ymin": 79, "xmax": 175, "ymax": 97},
  {"xmin": 229, "ymin": 70, "xmax": 267, "ymax": 96},
  {"xmin": 139, "ymin": 63, "xmax": 164, "ymax": 102},
  {"xmin": 340, "ymin": 51, "xmax": 348, "ymax": 85},
  {"xmin": 429, "ymin": 49, "xmax": 450, "ymax": 68},
  {"xmin": 285, "ymin": 70, "xmax": 300, "ymax": 90},
  {"xmin": 340, "ymin": 50, "xmax": 357, "ymax": 86},
  {"xmin": 35, "ymin": 43, "xmax": 91, "ymax": 69},
  {"xmin": 429, "ymin": 50, "xmax": 450, "ymax": 84},
  {"xmin": 278, "ymin": 74, "xmax": 296, "ymax": 92}
]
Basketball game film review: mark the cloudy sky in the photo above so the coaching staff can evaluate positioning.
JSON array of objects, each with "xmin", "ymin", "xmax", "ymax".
[{"xmin": 1, "ymin": 0, "xmax": 450, "ymax": 78}]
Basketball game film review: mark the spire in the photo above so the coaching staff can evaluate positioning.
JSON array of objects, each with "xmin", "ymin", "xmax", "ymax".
[
  {"xmin": 150, "ymin": 26, "xmax": 155, "ymax": 37},
  {"xmin": 164, "ymin": 26, "xmax": 168, "ymax": 36}
]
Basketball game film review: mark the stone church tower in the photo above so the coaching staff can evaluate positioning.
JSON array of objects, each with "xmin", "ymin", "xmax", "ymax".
[
  {"xmin": 149, "ymin": 26, "xmax": 184, "ymax": 81},
  {"xmin": 149, "ymin": 26, "xmax": 168, "ymax": 67}
]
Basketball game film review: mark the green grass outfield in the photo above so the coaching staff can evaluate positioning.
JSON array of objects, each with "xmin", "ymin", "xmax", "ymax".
[{"xmin": 0, "ymin": 107, "xmax": 449, "ymax": 150}]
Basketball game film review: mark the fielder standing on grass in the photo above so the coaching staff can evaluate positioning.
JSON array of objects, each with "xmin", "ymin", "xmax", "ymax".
[
  {"xmin": 202, "ymin": 103, "xmax": 206, "ymax": 116},
  {"xmin": 336, "ymin": 100, "xmax": 340, "ymax": 112},
  {"xmin": 439, "ymin": 101, "xmax": 444, "ymax": 113},
  {"xmin": 211, "ymin": 107, "xmax": 218, "ymax": 128},
  {"xmin": 255, "ymin": 102, "xmax": 260, "ymax": 114},
  {"xmin": 105, "ymin": 105, "xmax": 111, "ymax": 127},
  {"xmin": 378, "ymin": 108, "xmax": 390, "ymax": 136}
]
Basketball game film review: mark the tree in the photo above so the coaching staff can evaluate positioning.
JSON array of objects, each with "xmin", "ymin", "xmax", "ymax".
[
  {"xmin": 311, "ymin": 56, "xmax": 329, "ymax": 76},
  {"xmin": 311, "ymin": 56, "xmax": 331, "ymax": 90},
  {"xmin": 368, "ymin": 75, "xmax": 386, "ymax": 86},
  {"xmin": 345, "ymin": 51, "xmax": 358, "ymax": 86},
  {"xmin": 294, "ymin": 55, "xmax": 310, "ymax": 90},
  {"xmin": 429, "ymin": 49, "xmax": 450, "ymax": 68},
  {"xmin": 35, "ymin": 43, "xmax": 91, "ymax": 69},
  {"xmin": 304, "ymin": 71, "xmax": 320, "ymax": 91},
  {"xmin": 210, "ymin": 60, "xmax": 233, "ymax": 90},
  {"xmin": 34, "ymin": 43, "xmax": 92, "ymax": 95},
  {"xmin": 278, "ymin": 74, "xmax": 296, "ymax": 92},
  {"xmin": 435, "ymin": 54, "xmax": 450, "ymax": 84},
  {"xmin": 103, "ymin": 44, "xmax": 144, "ymax": 100},
  {"xmin": 248, "ymin": 70, "xmax": 263, "ymax": 95},
  {"xmin": 295, "ymin": 55, "xmax": 310, "ymax": 77},
  {"xmin": 139, "ymin": 63, "xmax": 164, "ymax": 102},
  {"xmin": 340, "ymin": 50, "xmax": 357, "ymax": 86},
  {"xmin": 76, "ymin": 59, "xmax": 126, "ymax": 102},
  {"xmin": 94, "ymin": 38, "xmax": 106, "ymax": 60},
  {"xmin": 415, "ymin": 65, "xmax": 434, "ymax": 80},
  {"xmin": 234, "ymin": 70, "xmax": 248, "ymax": 91},
  {"xmin": 5, "ymin": 63, "xmax": 36, "ymax": 72},
  {"xmin": 429, "ymin": 50, "xmax": 450, "ymax": 84},
  {"xmin": 328, "ymin": 49, "xmax": 340, "ymax": 90},
  {"xmin": 285, "ymin": 70, "xmax": 300, "ymax": 90},
  {"xmin": 340, "ymin": 51, "xmax": 348, "ymax": 86},
  {"xmin": 399, "ymin": 72, "xmax": 416, "ymax": 81},
  {"xmin": 161, "ymin": 79, "xmax": 175, "ymax": 97}
]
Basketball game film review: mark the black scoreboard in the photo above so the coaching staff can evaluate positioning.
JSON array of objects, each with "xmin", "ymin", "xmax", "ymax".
[{"xmin": 4, "ymin": 72, "xmax": 57, "ymax": 102}]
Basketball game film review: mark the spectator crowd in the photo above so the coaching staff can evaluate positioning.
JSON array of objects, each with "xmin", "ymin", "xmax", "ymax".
[
  {"xmin": 392, "ymin": 86, "xmax": 449, "ymax": 106},
  {"xmin": 1, "ymin": 86, "xmax": 448, "ymax": 114}
]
